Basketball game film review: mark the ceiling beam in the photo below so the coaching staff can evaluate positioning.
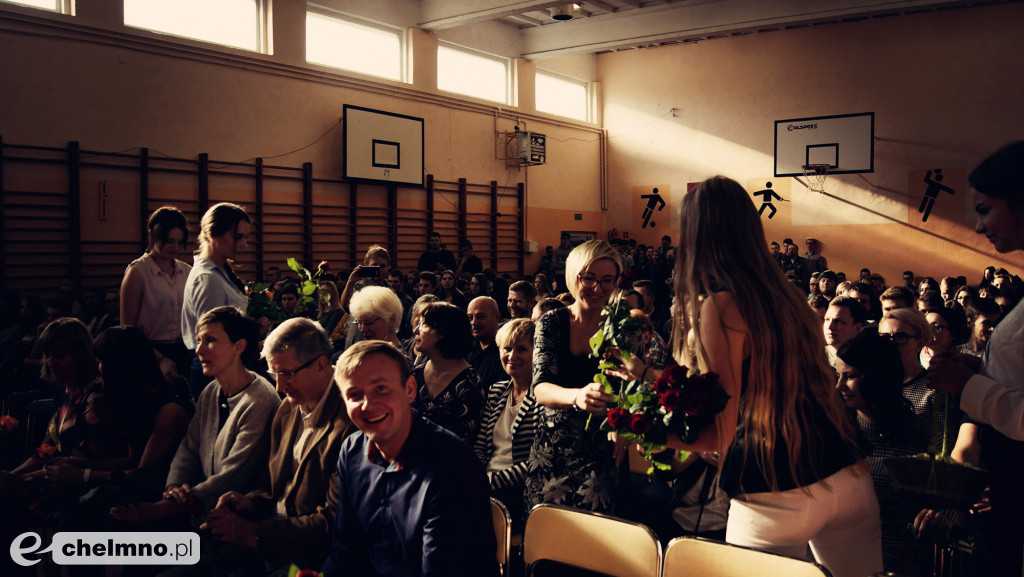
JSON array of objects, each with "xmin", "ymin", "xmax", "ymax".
[
  {"xmin": 507, "ymin": 13, "xmax": 547, "ymax": 26},
  {"xmin": 585, "ymin": 0, "xmax": 620, "ymax": 12},
  {"xmin": 420, "ymin": 0, "xmax": 567, "ymax": 30},
  {"xmin": 521, "ymin": 0, "xmax": 970, "ymax": 58}
]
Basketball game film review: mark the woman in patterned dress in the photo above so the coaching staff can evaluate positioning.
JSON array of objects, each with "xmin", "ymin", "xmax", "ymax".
[
  {"xmin": 411, "ymin": 302, "xmax": 482, "ymax": 443},
  {"xmin": 524, "ymin": 240, "xmax": 623, "ymax": 514}
]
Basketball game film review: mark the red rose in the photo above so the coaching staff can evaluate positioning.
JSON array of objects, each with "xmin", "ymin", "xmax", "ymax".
[
  {"xmin": 654, "ymin": 364, "xmax": 687, "ymax": 394},
  {"xmin": 628, "ymin": 412, "xmax": 651, "ymax": 434},
  {"xmin": 36, "ymin": 443, "xmax": 57, "ymax": 459},
  {"xmin": 681, "ymin": 393, "xmax": 704, "ymax": 416},
  {"xmin": 318, "ymin": 260, "xmax": 329, "ymax": 270},
  {"xmin": 606, "ymin": 407, "xmax": 631, "ymax": 430},
  {"xmin": 659, "ymin": 389, "xmax": 682, "ymax": 412},
  {"xmin": 0, "ymin": 415, "xmax": 18, "ymax": 432}
]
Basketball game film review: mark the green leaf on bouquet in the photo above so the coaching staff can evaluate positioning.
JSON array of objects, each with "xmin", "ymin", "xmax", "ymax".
[
  {"xmin": 597, "ymin": 361, "xmax": 618, "ymax": 371},
  {"xmin": 286, "ymin": 258, "xmax": 303, "ymax": 273},
  {"xmin": 589, "ymin": 330, "xmax": 605, "ymax": 353}
]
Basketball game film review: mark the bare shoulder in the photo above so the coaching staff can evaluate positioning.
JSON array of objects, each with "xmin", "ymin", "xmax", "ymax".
[{"xmin": 700, "ymin": 292, "xmax": 747, "ymax": 334}]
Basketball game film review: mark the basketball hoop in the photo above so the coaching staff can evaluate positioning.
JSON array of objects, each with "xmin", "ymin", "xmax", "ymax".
[{"xmin": 801, "ymin": 164, "xmax": 831, "ymax": 193}]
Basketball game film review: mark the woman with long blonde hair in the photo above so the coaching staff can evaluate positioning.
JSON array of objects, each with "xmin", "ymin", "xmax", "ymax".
[{"xmin": 621, "ymin": 177, "xmax": 881, "ymax": 577}]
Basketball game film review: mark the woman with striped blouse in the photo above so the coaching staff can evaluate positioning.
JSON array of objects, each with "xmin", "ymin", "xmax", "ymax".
[{"xmin": 473, "ymin": 318, "xmax": 539, "ymax": 530}]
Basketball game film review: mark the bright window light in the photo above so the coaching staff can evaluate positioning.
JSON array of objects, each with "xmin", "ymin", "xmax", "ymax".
[
  {"xmin": 536, "ymin": 71, "xmax": 588, "ymax": 121},
  {"xmin": 306, "ymin": 12, "xmax": 402, "ymax": 81},
  {"xmin": 124, "ymin": 0, "xmax": 262, "ymax": 52},
  {"xmin": 437, "ymin": 44, "xmax": 508, "ymax": 104},
  {"xmin": 1, "ymin": 0, "xmax": 61, "ymax": 11}
]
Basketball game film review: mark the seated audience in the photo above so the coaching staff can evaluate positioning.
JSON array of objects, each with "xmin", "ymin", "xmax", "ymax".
[
  {"xmin": 437, "ymin": 269, "xmax": 469, "ymax": 309},
  {"xmin": 879, "ymin": 308, "xmax": 960, "ymax": 454},
  {"xmin": 817, "ymin": 269, "xmax": 838, "ymax": 300},
  {"xmin": 400, "ymin": 294, "xmax": 437, "ymax": 367},
  {"xmin": 506, "ymin": 280, "xmax": 536, "ymax": 320},
  {"xmin": 533, "ymin": 273, "xmax": 552, "ymax": 301},
  {"xmin": 466, "ymin": 297, "xmax": 508, "ymax": 390},
  {"xmin": 324, "ymin": 341, "xmax": 497, "ymax": 577},
  {"xmin": 920, "ymin": 306, "xmax": 969, "ymax": 369},
  {"xmin": 469, "ymin": 272, "xmax": 490, "ymax": 298},
  {"xmin": 3, "ymin": 318, "xmax": 113, "ymax": 479},
  {"xmin": 473, "ymin": 319, "xmax": 539, "ymax": 529},
  {"xmin": 384, "ymin": 268, "xmax": 414, "ymax": 339},
  {"xmin": 110, "ymin": 307, "xmax": 279, "ymax": 522},
  {"xmin": 836, "ymin": 331, "xmax": 956, "ymax": 576},
  {"xmin": 915, "ymin": 290, "xmax": 945, "ymax": 314},
  {"xmin": 411, "ymin": 303, "xmax": 482, "ymax": 443},
  {"xmin": 953, "ymin": 285, "xmax": 978, "ymax": 310},
  {"xmin": 532, "ymin": 297, "xmax": 566, "ymax": 321},
  {"xmin": 823, "ymin": 297, "xmax": 867, "ymax": 367},
  {"xmin": 316, "ymin": 280, "xmax": 347, "ymax": 338},
  {"xmin": 845, "ymin": 282, "xmax": 877, "ymax": 322},
  {"xmin": 808, "ymin": 295, "xmax": 829, "ymax": 323},
  {"xmin": 195, "ymin": 318, "xmax": 356, "ymax": 575},
  {"xmin": 880, "ymin": 286, "xmax": 915, "ymax": 313},
  {"xmin": 348, "ymin": 286, "xmax": 403, "ymax": 348},
  {"xmin": 939, "ymin": 276, "xmax": 960, "ymax": 303},
  {"xmin": 956, "ymin": 298, "xmax": 1001, "ymax": 357}
]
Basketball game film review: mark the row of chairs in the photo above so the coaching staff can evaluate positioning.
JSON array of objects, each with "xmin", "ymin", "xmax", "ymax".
[{"xmin": 493, "ymin": 500, "xmax": 833, "ymax": 577}]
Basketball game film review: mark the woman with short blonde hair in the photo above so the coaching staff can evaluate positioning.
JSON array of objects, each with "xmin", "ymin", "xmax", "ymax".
[{"xmin": 524, "ymin": 239, "xmax": 623, "ymax": 513}]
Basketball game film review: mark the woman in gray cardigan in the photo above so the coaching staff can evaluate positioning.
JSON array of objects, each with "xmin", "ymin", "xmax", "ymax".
[{"xmin": 111, "ymin": 306, "xmax": 279, "ymax": 521}]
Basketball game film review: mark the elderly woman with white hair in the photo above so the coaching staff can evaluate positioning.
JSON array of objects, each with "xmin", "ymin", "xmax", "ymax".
[{"xmin": 348, "ymin": 286, "xmax": 403, "ymax": 348}]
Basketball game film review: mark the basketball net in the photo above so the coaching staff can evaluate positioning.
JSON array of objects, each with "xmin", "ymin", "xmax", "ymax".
[{"xmin": 801, "ymin": 164, "xmax": 830, "ymax": 193}]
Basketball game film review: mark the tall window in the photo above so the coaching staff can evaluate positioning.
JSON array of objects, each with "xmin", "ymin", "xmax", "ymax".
[
  {"xmin": 437, "ymin": 43, "xmax": 509, "ymax": 104},
  {"xmin": 306, "ymin": 11, "xmax": 402, "ymax": 81},
  {"xmin": 536, "ymin": 71, "xmax": 589, "ymax": 122},
  {"xmin": 1, "ymin": 0, "xmax": 66, "ymax": 12},
  {"xmin": 124, "ymin": 0, "xmax": 264, "ymax": 52}
]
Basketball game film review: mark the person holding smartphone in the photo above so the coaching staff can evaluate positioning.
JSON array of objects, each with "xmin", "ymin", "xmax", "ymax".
[{"xmin": 339, "ymin": 245, "xmax": 390, "ymax": 351}]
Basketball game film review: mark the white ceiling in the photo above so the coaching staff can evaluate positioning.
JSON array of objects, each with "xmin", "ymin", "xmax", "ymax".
[{"xmin": 418, "ymin": 0, "xmax": 990, "ymax": 59}]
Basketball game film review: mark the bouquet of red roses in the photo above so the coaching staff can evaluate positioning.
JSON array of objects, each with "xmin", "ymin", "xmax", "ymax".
[
  {"xmin": 587, "ymin": 299, "xmax": 729, "ymax": 474},
  {"xmin": 600, "ymin": 364, "xmax": 729, "ymax": 473}
]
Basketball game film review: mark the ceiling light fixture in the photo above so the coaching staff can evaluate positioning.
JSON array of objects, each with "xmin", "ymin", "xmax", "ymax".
[{"xmin": 551, "ymin": 4, "xmax": 580, "ymax": 21}]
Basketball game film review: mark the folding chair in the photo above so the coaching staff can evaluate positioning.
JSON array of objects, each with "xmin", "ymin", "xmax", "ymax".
[
  {"xmin": 661, "ymin": 536, "xmax": 832, "ymax": 577},
  {"xmin": 491, "ymin": 497, "xmax": 512, "ymax": 576},
  {"xmin": 523, "ymin": 503, "xmax": 662, "ymax": 577}
]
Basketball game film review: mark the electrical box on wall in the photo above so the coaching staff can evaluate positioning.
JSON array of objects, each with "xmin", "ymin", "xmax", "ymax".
[
  {"xmin": 523, "ymin": 240, "xmax": 538, "ymax": 253},
  {"xmin": 517, "ymin": 132, "xmax": 546, "ymax": 164}
]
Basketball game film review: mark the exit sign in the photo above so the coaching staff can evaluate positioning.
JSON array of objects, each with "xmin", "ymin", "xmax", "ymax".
[{"xmin": 574, "ymin": 213, "xmax": 582, "ymax": 221}]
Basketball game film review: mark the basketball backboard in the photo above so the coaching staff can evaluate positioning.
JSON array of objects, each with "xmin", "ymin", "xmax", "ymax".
[{"xmin": 774, "ymin": 112, "xmax": 874, "ymax": 177}]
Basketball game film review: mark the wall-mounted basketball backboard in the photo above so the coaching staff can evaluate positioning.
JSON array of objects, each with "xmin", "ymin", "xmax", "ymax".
[{"xmin": 774, "ymin": 112, "xmax": 874, "ymax": 177}]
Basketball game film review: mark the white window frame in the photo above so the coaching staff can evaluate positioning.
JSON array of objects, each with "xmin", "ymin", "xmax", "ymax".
[
  {"xmin": 0, "ymin": 0, "xmax": 71, "ymax": 14},
  {"xmin": 123, "ymin": 0, "xmax": 268, "ymax": 53},
  {"xmin": 535, "ymin": 69, "xmax": 590, "ymax": 122},
  {"xmin": 305, "ymin": 7, "xmax": 405, "ymax": 82},
  {"xmin": 437, "ymin": 41, "xmax": 511, "ymax": 105}
]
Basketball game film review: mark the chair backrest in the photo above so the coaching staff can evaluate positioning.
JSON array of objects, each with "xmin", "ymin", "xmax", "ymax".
[
  {"xmin": 523, "ymin": 503, "xmax": 662, "ymax": 577},
  {"xmin": 662, "ymin": 537, "xmax": 833, "ymax": 577},
  {"xmin": 491, "ymin": 497, "xmax": 512, "ymax": 576}
]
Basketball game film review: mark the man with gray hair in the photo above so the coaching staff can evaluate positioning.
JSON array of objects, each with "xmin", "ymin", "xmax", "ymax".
[{"xmin": 201, "ymin": 317, "xmax": 355, "ymax": 574}]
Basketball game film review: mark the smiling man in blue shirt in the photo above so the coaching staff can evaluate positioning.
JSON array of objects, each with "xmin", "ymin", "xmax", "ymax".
[{"xmin": 324, "ymin": 340, "xmax": 497, "ymax": 577}]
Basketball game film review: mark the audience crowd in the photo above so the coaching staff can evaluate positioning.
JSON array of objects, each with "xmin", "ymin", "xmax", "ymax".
[{"xmin": 1, "ymin": 141, "xmax": 1023, "ymax": 577}]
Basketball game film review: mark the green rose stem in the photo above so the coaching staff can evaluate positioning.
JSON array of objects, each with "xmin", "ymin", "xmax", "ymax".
[{"xmin": 585, "ymin": 298, "xmax": 632, "ymax": 431}]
